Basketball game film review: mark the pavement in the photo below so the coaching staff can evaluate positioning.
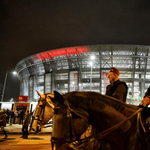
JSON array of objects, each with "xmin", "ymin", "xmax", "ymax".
[
  {"xmin": 0, "ymin": 124, "xmax": 53, "ymax": 150},
  {"xmin": 0, "ymin": 124, "xmax": 52, "ymax": 134},
  {"xmin": 0, "ymin": 134, "xmax": 52, "ymax": 150},
  {"xmin": 0, "ymin": 124, "xmax": 92, "ymax": 150}
]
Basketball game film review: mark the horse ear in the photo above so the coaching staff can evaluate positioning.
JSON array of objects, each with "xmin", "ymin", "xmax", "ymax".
[
  {"xmin": 54, "ymin": 91, "xmax": 65, "ymax": 105},
  {"xmin": 36, "ymin": 90, "xmax": 45, "ymax": 99},
  {"xmin": 36, "ymin": 90, "xmax": 40, "ymax": 96}
]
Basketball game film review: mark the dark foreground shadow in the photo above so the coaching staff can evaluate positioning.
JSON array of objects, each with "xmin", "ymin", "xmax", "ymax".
[
  {"xmin": 28, "ymin": 137, "xmax": 44, "ymax": 140},
  {"xmin": 0, "ymin": 138, "xmax": 16, "ymax": 141}
]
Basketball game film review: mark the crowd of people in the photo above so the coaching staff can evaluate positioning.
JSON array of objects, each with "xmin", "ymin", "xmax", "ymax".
[
  {"xmin": 0, "ymin": 109, "xmax": 31, "ymax": 139},
  {"xmin": 0, "ymin": 109, "xmax": 26, "ymax": 125}
]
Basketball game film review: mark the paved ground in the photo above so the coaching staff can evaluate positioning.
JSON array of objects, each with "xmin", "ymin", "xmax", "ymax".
[
  {"xmin": 0, "ymin": 124, "xmax": 52, "ymax": 134},
  {"xmin": 0, "ymin": 134, "xmax": 52, "ymax": 150},
  {"xmin": 0, "ymin": 124, "xmax": 53, "ymax": 150}
]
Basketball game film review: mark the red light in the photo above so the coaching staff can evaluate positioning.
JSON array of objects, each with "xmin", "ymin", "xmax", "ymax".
[{"xmin": 34, "ymin": 46, "xmax": 90, "ymax": 61}]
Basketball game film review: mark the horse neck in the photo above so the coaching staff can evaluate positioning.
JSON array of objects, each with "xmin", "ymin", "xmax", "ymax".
[
  {"xmin": 66, "ymin": 92, "xmax": 146, "ymax": 150},
  {"xmin": 87, "ymin": 93, "xmax": 145, "ymax": 150},
  {"xmin": 88, "ymin": 93, "xmax": 138, "ymax": 131},
  {"xmin": 66, "ymin": 91, "xmax": 138, "ymax": 130}
]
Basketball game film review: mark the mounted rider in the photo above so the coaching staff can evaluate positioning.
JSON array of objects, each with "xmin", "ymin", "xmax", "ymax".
[
  {"xmin": 106, "ymin": 67, "xmax": 128, "ymax": 102},
  {"xmin": 98, "ymin": 67, "xmax": 128, "ymax": 150}
]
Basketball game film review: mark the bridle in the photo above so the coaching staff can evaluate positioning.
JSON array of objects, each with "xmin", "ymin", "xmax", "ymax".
[
  {"xmin": 51, "ymin": 98, "xmax": 89, "ymax": 144},
  {"xmin": 51, "ymin": 99, "xmax": 147, "ymax": 150},
  {"xmin": 33, "ymin": 94, "xmax": 54, "ymax": 128}
]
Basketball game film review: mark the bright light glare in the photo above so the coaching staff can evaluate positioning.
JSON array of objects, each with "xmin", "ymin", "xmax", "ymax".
[
  {"xmin": 13, "ymin": 71, "xmax": 16, "ymax": 75},
  {"xmin": 90, "ymin": 55, "xmax": 95, "ymax": 60},
  {"xmin": 89, "ymin": 62, "xmax": 93, "ymax": 66}
]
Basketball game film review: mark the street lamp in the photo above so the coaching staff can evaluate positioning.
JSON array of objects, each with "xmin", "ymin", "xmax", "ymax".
[
  {"xmin": 1, "ymin": 71, "xmax": 17, "ymax": 102},
  {"xmin": 13, "ymin": 71, "xmax": 17, "ymax": 75},
  {"xmin": 89, "ymin": 56, "xmax": 95, "ymax": 91},
  {"xmin": 89, "ymin": 62, "xmax": 93, "ymax": 91}
]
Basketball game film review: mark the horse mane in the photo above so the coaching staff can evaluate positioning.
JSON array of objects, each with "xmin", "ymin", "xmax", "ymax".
[
  {"xmin": 62, "ymin": 91, "xmax": 138, "ymax": 116},
  {"xmin": 62, "ymin": 91, "xmax": 141, "ymax": 133}
]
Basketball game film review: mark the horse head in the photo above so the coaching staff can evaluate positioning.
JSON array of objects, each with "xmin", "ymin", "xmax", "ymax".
[
  {"xmin": 31, "ymin": 91, "xmax": 54, "ymax": 132},
  {"xmin": 51, "ymin": 91, "xmax": 90, "ymax": 149}
]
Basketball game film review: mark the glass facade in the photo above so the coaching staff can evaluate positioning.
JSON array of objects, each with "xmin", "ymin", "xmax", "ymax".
[
  {"xmin": 29, "ymin": 77, "xmax": 33, "ymax": 102},
  {"xmin": 15, "ymin": 44, "xmax": 150, "ymax": 105},
  {"xmin": 45, "ymin": 73, "xmax": 51, "ymax": 93},
  {"xmin": 69, "ymin": 71, "xmax": 79, "ymax": 92},
  {"xmin": 55, "ymin": 73, "xmax": 68, "ymax": 94}
]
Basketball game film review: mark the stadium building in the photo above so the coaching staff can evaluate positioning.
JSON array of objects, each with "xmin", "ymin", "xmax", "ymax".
[{"xmin": 15, "ymin": 44, "xmax": 150, "ymax": 106}]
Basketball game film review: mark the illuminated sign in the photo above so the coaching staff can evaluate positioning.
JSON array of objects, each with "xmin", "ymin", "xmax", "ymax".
[{"xmin": 18, "ymin": 96, "xmax": 28, "ymax": 102}]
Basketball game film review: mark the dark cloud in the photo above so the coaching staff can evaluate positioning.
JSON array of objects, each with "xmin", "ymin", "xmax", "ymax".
[{"xmin": 0, "ymin": 0, "xmax": 150, "ymax": 101}]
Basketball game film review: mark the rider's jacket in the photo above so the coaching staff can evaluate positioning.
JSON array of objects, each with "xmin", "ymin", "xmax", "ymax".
[{"xmin": 105, "ymin": 79, "xmax": 128, "ymax": 102}]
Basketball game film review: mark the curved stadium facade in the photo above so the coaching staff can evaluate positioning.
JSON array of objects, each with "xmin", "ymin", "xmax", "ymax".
[{"xmin": 15, "ymin": 44, "xmax": 150, "ymax": 105}]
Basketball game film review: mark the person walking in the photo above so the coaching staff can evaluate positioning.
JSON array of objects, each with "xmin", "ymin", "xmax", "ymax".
[
  {"xmin": 0, "ymin": 110, "xmax": 8, "ymax": 139},
  {"xmin": 21, "ymin": 110, "xmax": 31, "ymax": 139},
  {"xmin": 14, "ymin": 110, "xmax": 18, "ymax": 124},
  {"xmin": 5, "ymin": 109, "xmax": 10, "ymax": 124},
  {"xmin": 19, "ymin": 110, "xmax": 25, "ymax": 125},
  {"xmin": 10, "ymin": 110, "xmax": 14, "ymax": 126}
]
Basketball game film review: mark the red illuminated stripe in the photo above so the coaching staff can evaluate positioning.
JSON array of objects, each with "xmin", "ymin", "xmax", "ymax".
[{"xmin": 33, "ymin": 46, "xmax": 90, "ymax": 61}]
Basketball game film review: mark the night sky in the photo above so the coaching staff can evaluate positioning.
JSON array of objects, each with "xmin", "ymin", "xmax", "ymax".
[{"xmin": 1, "ymin": 0, "xmax": 150, "ymax": 102}]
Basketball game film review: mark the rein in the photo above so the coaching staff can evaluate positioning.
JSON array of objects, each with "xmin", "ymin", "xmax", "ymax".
[
  {"xmin": 92, "ymin": 107, "xmax": 145, "ymax": 140},
  {"xmin": 65, "ymin": 99, "xmax": 89, "ymax": 122},
  {"xmin": 69, "ymin": 107, "xmax": 146, "ymax": 149}
]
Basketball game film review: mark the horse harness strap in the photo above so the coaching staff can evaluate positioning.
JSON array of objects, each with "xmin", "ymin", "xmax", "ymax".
[
  {"xmin": 65, "ymin": 99, "xmax": 88, "ymax": 141},
  {"xmin": 33, "ymin": 98, "xmax": 54, "ymax": 122},
  {"xmin": 52, "ymin": 98, "xmax": 89, "ymax": 145},
  {"xmin": 65, "ymin": 99, "xmax": 89, "ymax": 122},
  {"xmin": 33, "ymin": 107, "xmax": 45, "ymax": 122},
  {"xmin": 137, "ymin": 109, "xmax": 147, "ymax": 137},
  {"xmin": 69, "ymin": 107, "xmax": 146, "ymax": 149},
  {"xmin": 40, "ymin": 95, "xmax": 55, "ymax": 124},
  {"xmin": 35, "ymin": 95, "xmax": 54, "ymax": 123},
  {"xmin": 93, "ymin": 107, "xmax": 145, "ymax": 140}
]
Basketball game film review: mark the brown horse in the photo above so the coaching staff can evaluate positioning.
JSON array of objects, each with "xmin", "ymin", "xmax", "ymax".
[
  {"xmin": 51, "ymin": 91, "xmax": 150, "ymax": 150},
  {"xmin": 31, "ymin": 91, "xmax": 54, "ymax": 132}
]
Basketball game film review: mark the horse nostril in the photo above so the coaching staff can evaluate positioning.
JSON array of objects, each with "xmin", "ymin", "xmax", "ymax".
[{"xmin": 36, "ymin": 130, "xmax": 38, "ymax": 133}]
